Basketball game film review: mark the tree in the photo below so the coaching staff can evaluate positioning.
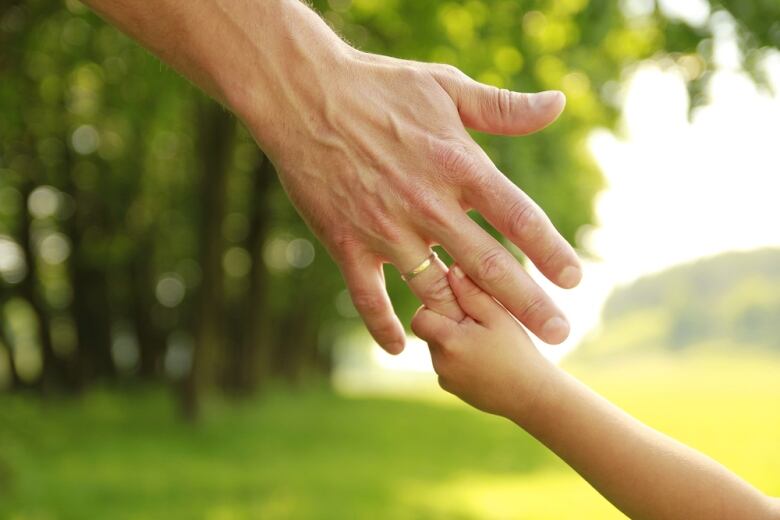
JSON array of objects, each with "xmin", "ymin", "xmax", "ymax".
[{"xmin": 0, "ymin": 0, "xmax": 777, "ymax": 413}]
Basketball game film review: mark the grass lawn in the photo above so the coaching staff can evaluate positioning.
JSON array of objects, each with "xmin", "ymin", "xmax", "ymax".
[{"xmin": 1, "ymin": 353, "xmax": 778, "ymax": 519}]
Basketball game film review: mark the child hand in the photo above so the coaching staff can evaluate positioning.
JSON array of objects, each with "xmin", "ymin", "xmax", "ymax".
[
  {"xmin": 411, "ymin": 265, "xmax": 553, "ymax": 419},
  {"xmin": 414, "ymin": 267, "xmax": 780, "ymax": 520}
]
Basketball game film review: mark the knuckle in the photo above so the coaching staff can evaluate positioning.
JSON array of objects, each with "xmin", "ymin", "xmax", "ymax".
[
  {"xmin": 405, "ymin": 185, "xmax": 454, "ymax": 233},
  {"xmin": 422, "ymin": 273, "xmax": 457, "ymax": 309},
  {"xmin": 426, "ymin": 273, "xmax": 456, "ymax": 302},
  {"xmin": 517, "ymin": 292, "xmax": 547, "ymax": 324},
  {"xmin": 420, "ymin": 205, "xmax": 452, "ymax": 234},
  {"xmin": 541, "ymin": 242, "xmax": 565, "ymax": 271},
  {"xmin": 493, "ymin": 88, "xmax": 514, "ymax": 121},
  {"xmin": 484, "ymin": 89, "xmax": 531, "ymax": 131},
  {"xmin": 466, "ymin": 164, "xmax": 492, "ymax": 192},
  {"xmin": 439, "ymin": 63, "xmax": 460, "ymax": 76},
  {"xmin": 436, "ymin": 64, "xmax": 464, "ymax": 83},
  {"xmin": 332, "ymin": 232, "xmax": 362, "ymax": 259},
  {"xmin": 461, "ymin": 282, "xmax": 483, "ymax": 299},
  {"xmin": 514, "ymin": 91, "xmax": 532, "ymax": 113},
  {"xmin": 405, "ymin": 184, "xmax": 435, "ymax": 211},
  {"xmin": 506, "ymin": 199, "xmax": 542, "ymax": 243},
  {"xmin": 398, "ymin": 65, "xmax": 430, "ymax": 91},
  {"xmin": 430, "ymin": 138, "xmax": 479, "ymax": 181},
  {"xmin": 481, "ymin": 87, "xmax": 514, "ymax": 124},
  {"xmin": 351, "ymin": 291, "xmax": 386, "ymax": 317},
  {"xmin": 475, "ymin": 247, "xmax": 512, "ymax": 285},
  {"xmin": 366, "ymin": 210, "xmax": 404, "ymax": 249}
]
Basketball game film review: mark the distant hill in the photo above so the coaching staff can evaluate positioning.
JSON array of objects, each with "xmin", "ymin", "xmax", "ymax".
[{"xmin": 576, "ymin": 248, "xmax": 780, "ymax": 358}]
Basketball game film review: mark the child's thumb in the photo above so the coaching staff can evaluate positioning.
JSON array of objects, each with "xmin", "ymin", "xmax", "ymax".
[
  {"xmin": 411, "ymin": 306, "xmax": 457, "ymax": 345},
  {"xmin": 448, "ymin": 265, "xmax": 500, "ymax": 325}
]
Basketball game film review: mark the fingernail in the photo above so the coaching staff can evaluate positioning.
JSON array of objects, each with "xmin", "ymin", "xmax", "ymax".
[
  {"xmin": 451, "ymin": 265, "xmax": 465, "ymax": 279},
  {"xmin": 530, "ymin": 90, "xmax": 564, "ymax": 111},
  {"xmin": 541, "ymin": 316, "xmax": 570, "ymax": 345},
  {"xmin": 558, "ymin": 265, "xmax": 582, "ymax": 289}
]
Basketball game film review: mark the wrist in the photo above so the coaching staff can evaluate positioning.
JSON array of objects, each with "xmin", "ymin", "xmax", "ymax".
[
  {"xmin": 504, "ymin": 353, "xmax": 560, "ymax": 428},
  {"xmin": 220, "ymin": 0, "xmax": 355, "ymax": 143}
]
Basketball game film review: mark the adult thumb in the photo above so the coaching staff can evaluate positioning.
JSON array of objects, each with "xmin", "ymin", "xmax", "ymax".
[{"xmin": 432, "ymin": 65, "xmax": 566, "ymax": 136}]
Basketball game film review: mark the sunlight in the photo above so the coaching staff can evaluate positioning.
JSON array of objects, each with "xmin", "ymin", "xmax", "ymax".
[
  {"xmin": 402, "ymin": 471, "xmax": 623, "ymax": 519},
  {"xmin": 541, "ymin": 47, "xmax": 780, "ymax": 359},
  {"xmin": 370, "ymin": 39, "xmax": 780, "ymax": 370}
]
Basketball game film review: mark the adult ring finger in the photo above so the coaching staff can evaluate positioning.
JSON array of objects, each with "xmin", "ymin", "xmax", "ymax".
[{"xmin": 401, "ymin": 251, "xmax": 438, "ymax": 282}]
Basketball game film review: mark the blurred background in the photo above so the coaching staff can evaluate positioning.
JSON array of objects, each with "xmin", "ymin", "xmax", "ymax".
[{"xmin": 1, "ymin": 0, "xmax": 779, "ymax": 518}]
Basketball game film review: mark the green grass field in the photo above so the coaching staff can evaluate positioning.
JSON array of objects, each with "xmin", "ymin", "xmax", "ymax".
[{"xmin": 1, "ymin": 353, "xmax": 778, "ymax": 519}]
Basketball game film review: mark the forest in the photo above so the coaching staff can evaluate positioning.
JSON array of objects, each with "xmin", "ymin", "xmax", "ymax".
[
  {"xmin": 0, "ymin": 0, "xmax": 777, "ymax": 421},
  {"xmin": 2, "ymin": 1, "xmax": 780, "ymax": 518}
]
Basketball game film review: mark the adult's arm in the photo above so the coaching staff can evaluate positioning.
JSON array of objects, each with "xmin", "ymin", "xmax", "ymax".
[{"xmin": 83, "ymin": 0, "xmax": 582, "ymax": 351}]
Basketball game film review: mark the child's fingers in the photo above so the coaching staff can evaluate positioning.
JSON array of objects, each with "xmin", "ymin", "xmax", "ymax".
[
  {"xmin": 411, "ymin": 306, "xmax": 457, "ymax": 345},
  {"xmin": 448, "ymin": 264, "xmax": 502, "ymax": 325}
]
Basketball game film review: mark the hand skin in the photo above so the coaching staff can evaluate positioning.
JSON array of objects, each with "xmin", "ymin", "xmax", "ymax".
[
  {"xmin": 412, "ymin": 266, "xmax": 780, "ymax": 520},
  {"xmin": 82, "ymin": 0, "xmax": 582, "ymax": 352}
]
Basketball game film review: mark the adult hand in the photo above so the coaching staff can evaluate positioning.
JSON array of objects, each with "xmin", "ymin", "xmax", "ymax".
[
  {"xmin": 243, "ymin": 44, "xmax": 580, "ymax": 353},
  {"xmin": 83, "ymin": 0, "xmax": 581, "ymax": 353}
]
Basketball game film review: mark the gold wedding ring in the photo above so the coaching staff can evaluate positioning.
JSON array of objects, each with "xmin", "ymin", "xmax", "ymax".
[{"xmin": 401, "ymin": 251, "xmax": 438, "ymax": 282}]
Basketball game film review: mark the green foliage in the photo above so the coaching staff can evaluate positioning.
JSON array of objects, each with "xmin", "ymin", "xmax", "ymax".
[
  {"xmin": 0, "ymin": 0, "xmax": 778, "ymax": 398},
  {"xmin": 717, "ymin": 0, "xmax": 780, "ymax": 49}
]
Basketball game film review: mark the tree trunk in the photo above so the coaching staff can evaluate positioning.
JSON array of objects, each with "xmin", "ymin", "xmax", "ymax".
[
  {"xmin": 272, "ymin": 299, "xmax": 324, "ymax": 385},
  {"xmin": 0, "ymin": 299, "xmax": 20, "ymax": 390},
  {"xmin": 180, "ymin": 99, "xmax": 236, "ymax": 421},
  {"xmin": 16, "ymin": 182, "xmax": 72, "ymax": 392},
  {"xmin": 69, "ymin": 252, "xmax": 115, "ymax": 386},
  {"xmin": 131, "ymin": 236, "xmax": 166, "ymax": 379},
  {"xmin": 63, "ymin": 168, "xmax": 115, "ymax": 388},
  {"xmin": 224, "ymin": 152, "xmax": 277, "ymax": 395}
]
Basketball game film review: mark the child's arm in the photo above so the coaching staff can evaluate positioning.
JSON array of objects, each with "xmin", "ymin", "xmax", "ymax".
[{"xmin": 412, "ymin": 265, "xmax": 780, "ymax": 520}]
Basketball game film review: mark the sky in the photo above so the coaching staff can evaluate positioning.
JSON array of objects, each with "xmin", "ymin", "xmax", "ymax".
[
  {"xmin": 360, "ymin": 14, "xmax": 780, "ymax": 380},
  {"xmin": 535, "ymin": 26, "xmax": 780, "ymax": 361}
]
